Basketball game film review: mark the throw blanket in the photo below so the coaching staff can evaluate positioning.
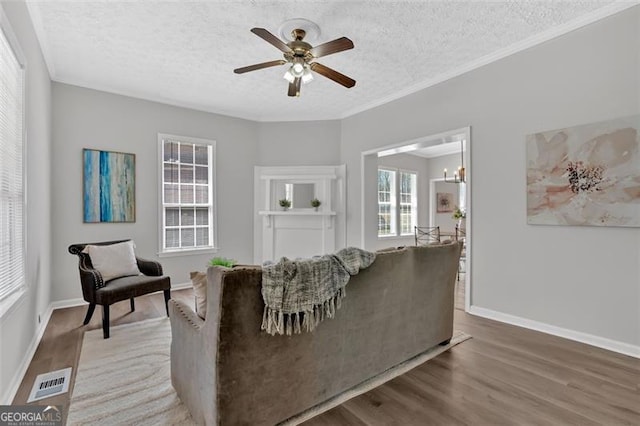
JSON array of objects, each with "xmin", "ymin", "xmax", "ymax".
[{"xmin": 261, "ymin": 247, "xmax": 376, "ymax": 336}]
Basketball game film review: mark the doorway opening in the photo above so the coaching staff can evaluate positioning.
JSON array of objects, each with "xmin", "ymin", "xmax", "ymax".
[{"xmin": 360, "ymin": 127, "xmax": 471, "ymax": 311}]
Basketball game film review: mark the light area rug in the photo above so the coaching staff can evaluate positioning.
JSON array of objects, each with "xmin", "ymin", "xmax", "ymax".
[
  {"xmin": 67, "ymin": 318, "xmax": 194, "ymax": 425},
  {"xmin": 68, "ymin": 317, "xmax": 470, "ymax": 425}
]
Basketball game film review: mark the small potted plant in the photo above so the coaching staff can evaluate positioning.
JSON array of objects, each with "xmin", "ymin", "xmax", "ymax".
[
  {"xmin": 209, "ymin": 257, "xmax": 236, "ymax": 268},
  {"xmin": 279, "ymin": 199, "xmax": 291, "ymax": 211},
  {"xmin": 310, "ymin": 198, "xmax": 321, "ymax": 211}
]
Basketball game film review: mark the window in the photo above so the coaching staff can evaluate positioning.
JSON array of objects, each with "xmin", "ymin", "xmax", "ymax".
[
  {"xmin": 377, "ymin": 168, "xmax": 418, "ymax": 237},
  {"xmin": 399, "ymin": 172, "xmax": 417, "ymax": 235},
  {"xmin": 378, "ymin": 169, "xmax": 396, "ymax": 236},
  {"xmin": 0, "ymin": 20, "xmax": 26, "ymax": 311},
  {"xmin": 159, "ymin": 134, "xmax": 216, "ymax": 254}
]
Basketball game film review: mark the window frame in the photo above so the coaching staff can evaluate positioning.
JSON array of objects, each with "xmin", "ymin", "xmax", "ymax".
[
  {"xmin": 157, "ymin": 133, "xmax": 218, "ymax": 257},
  {"xmin": 377, "ymin": 167, "xmax": 418, "ymax": 238},
  {"xmin": 0, "ymin": 10, "xmax": 27, "ymax": 319}
]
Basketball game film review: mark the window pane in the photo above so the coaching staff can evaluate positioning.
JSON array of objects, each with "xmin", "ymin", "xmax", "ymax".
[
  {"xmin": 180, "ymin": 165, "xmax": 194, "ymax": 184},
  {"xmin": 164, "ymin": 184, "xmax": 178, "ymax": 203},
  {"xmin": 165, "ymin": 229, "xmax": 179, "ymax": 248},
  {"xmin": 196, "ymin": 208, "xmax": 209, "ymax": 225},
  {"xmin": 195, "ymin": 186, "xmax": 208, "ymax": 204},
  {"xmin": 165, "ymin": 207, "xmax": 179, "ymax": 226},
  {"xmin": 195, "ymin": 166, "xmax": 208, "ymax": 184},
  {"xmin": 181, "ymin": 207, "xmax": 194, "ymax": 226},
  {"xmin": 180, "ymin": 143, "xmax": 193, "ymax": 163},
  {"xmin": 180, "ymin": 184, "xmax": 194, "ymax": 203},
  {"xmin": 181, "ymin": 228, "xmax": 195, "ymax": 247},
  {"xmin": 164, "ymin": 141, "xmax": 179, "ymax": 162},
  {"xmin": 196, "ymin": 227, "xmax": 209, "ymax": 246},
  {"xmin": 194, "ymin": 145, "xmax": 208, "ymax": 165},
  {"xmin": 164, "ymin": 163, "xmax": 178, "ymax": 183}
]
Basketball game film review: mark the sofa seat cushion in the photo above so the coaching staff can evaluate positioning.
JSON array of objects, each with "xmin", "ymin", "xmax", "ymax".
[{"xmin": 95, "ymin": 274, "xmax": 170, "ymax": 305}]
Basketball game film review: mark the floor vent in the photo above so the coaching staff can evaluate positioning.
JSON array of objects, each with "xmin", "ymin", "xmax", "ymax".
[{"xmin": 27, "ymin": 367, "xmax": 72, "ymax": 402}]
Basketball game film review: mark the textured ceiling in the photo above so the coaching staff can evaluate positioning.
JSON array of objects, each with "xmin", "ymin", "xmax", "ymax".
[{"xmin": 26, "ymin": 1, "xmax": 631, "ymax": 122}]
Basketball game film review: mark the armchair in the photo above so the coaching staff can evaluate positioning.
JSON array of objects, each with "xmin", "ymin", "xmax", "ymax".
[{"xmin": 68, "ymin": 239, "xmax": 171, "ymax": 338}]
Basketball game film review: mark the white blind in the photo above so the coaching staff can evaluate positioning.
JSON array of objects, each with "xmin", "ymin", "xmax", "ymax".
[{"xmin": 0, "ymin": 26, "xmax": 25, "ymax": 302}]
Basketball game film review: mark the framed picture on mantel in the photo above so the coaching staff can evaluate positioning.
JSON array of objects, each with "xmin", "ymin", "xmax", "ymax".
[{"xmin": 83, "ymin": 148, "xmax": 136, "ymax": 223}]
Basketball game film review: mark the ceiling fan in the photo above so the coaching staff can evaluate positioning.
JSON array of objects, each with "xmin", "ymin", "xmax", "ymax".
[{"xmin": 234, "ymin": 23, "xmax": 356, "ymax": 97}]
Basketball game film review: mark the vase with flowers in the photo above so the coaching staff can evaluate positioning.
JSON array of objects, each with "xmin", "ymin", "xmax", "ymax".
[{"xmin": 452, "ymin": 206, "xmax": 466, "ymax": 231}]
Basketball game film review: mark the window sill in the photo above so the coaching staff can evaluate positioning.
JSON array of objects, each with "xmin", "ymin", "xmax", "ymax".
[
  {"xmin": 0, "ymin": 288, "xmax": 27, "ymax": 320},
  {"xmin": 158, "ymin": 247, "xmax": 219, "ymax": 258}
]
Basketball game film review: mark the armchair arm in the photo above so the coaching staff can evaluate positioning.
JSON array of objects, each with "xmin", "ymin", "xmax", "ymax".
[
  {"xmin": 77, "ymin": 257, "xmax": 105, "ymax": 301},
  {"xmin": 136, "ymin": 257, "xmax": 163, "ymax": 276}
]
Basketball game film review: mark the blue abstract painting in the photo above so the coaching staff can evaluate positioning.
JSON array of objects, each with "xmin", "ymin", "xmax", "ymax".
[{"xmin": 83, "ymin": 149, "xmax": 135, "ymax": 222}]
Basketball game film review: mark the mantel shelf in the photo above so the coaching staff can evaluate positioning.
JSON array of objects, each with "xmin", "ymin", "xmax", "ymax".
[{"xmin": 259, "ymin": 210, "xmax": 337, "ymax": 216}]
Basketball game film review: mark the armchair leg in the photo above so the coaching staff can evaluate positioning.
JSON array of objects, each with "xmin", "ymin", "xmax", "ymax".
[
  {"xmin": 83, "ymin": 303, "xmax": 96, "ymax": 325},
  {"xmin": 102, "ymin": 305, "xmax": 110, "ymax": 339},
  {"xmin": 130, "ymin": 298, "xmax": 135, "ymax": 312},
  {"xmin": 164, "ymin": 290, "xmax": 171, "ymax": 317}
]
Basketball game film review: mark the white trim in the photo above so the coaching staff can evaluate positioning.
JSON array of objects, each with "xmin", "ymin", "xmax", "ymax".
[
  {"xmin": 171, "ymin": 281, "xmax": 193, "ymax": 291},
  {"xmin": 468, "ymin": 305, "xmax": 640, "ymax": 359},
  {"xmin": 158, "ymin": 247, "xmax": 219, "ymax": 258},
  {"xmin": 1, "ymin": 303, "xmax": 52, "ymax": 405},
  {"xmin": 50, "ymin": 298, "xmax": 86, "ymax": 310}
]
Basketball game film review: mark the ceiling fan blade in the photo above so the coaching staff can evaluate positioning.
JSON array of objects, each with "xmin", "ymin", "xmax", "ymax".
[
  {"xmin": 234, "ymin": 60, "xmax": 286, "ymax": 74},
  {"xmin": 251, "ymin": 28, "xmax": 293, "ymax": 54},
  {"xmin": 310, "ymin": 62, "xmax": 356, "ymax": 88},
  {"xmin": 288, "ymin": 77, "xmax": 301, "ymax": 97},
  {"xmin": 310, "ymin": 37, "xmax": 354, "ymax": 58}
]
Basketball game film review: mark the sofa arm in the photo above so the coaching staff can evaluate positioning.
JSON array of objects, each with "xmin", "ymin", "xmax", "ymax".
[
  {"xmin": 169, "ymin": 299, "xmax": 204, "ymax": 331},
  {"xmin": 136, "ymin": 257, "xmax": 163, "ymax": 276},
  {"xmin": 169, "ymin": 298, "xmax": 217, "ymax": 425}
]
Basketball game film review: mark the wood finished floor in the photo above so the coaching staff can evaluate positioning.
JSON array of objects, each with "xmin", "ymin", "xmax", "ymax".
[{"xmin": 13, "ymin": 287, "xmax": 640, "ymax": 425}]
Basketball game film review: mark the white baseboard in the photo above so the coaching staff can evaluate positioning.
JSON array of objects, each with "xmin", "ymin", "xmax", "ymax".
[
  {"xmin": 50, "ymin": 298, "xmax": 86, "ymax": 310},
  {"xmin": 1, "ymin": 303, "xmax": 53, "ymax": 404},
  {"xmin": 171, "ymin": 281, "xmax": 192, "ymax": 291},
  {"xmin": 468, "ymin": 305, "xmax": 640, "ymax": 359}
]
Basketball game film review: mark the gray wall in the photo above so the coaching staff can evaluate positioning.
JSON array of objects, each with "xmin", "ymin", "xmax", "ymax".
[
  {"xmin": 257, "ymin": 120, "xmax": 341, "ymax": 166},
  {"xmin": 51, "ymin": 83, "xmax": 259, "ymax": 301},
  {"xmin": 0, "ymin": 1, "xmax": 52, "ymax": 403},
  {"xmin": 375, "ymin": 154, "xmax": 429, "ymax": 250},
  {"xmin": 342, "ymin": 8, "xmax": 640, "ymax": 347}
]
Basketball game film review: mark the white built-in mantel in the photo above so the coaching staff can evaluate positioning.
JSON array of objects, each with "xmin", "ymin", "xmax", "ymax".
[{"xmin": 253, "ymin": 165, "xmax": 346, "ymax": 263}]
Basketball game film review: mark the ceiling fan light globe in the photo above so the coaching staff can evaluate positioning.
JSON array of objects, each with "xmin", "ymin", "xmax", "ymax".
[
  {"xmin": 291, "ymin": 62, "xmax": 305, "ymax": 76},
  {"xmin": 302, "ymin": 68, "xmax": 314, "ymax": 84},
  {"xmin": 283, "ymin": 69, "xmax": 295, "ymax": 83}
]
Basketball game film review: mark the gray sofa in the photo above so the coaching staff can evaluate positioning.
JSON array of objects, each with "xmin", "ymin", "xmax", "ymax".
[{"xmin": 168, "ymin": 242, "xmax": 462, "ymax": 425}]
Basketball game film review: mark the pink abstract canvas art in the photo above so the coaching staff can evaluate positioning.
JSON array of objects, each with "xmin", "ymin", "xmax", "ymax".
[{"xmin": 526, "ymin": 115, "xmax": 640, "ymax": 227}]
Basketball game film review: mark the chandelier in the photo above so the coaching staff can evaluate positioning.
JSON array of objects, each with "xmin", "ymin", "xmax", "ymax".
[{"xmin": 443, "ymin": 139, "xmax": 466, "ymax": 184}]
